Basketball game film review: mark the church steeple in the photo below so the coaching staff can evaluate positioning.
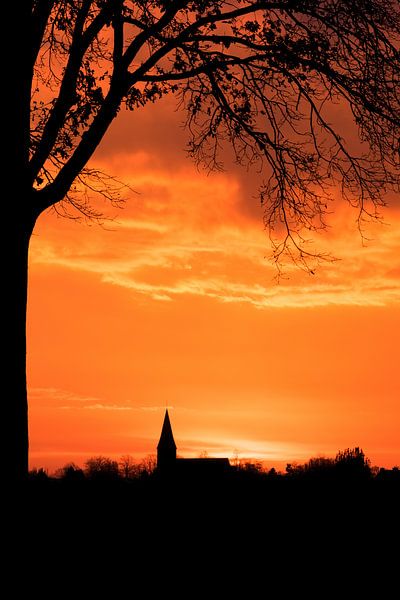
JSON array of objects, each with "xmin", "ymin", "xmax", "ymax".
[{"xmin": 157, "ymin": 410, "xmax": 177, "ymax": 471}]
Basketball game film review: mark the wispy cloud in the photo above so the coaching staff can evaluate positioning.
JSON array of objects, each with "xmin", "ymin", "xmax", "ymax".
[
  {"xmin": 30, "ymin": 387, "xmax": 103, "ymax": 405},
  {"xmin": 61, "ymin": 403, "xmax": 170, "ymax": 412},
  {"xmin": 30, "ymin": 388, "xmax": 174, "ymax": 413},
  {"xmin": 31, "ymin": 163, "xmax": 400, "ymax": 309},
  {"xmin": 75, "ymin": 403, "xmax": 133, "ymax": 411},
  {"xmin": 101, "ymin": 272, "xmax": 400, "ymax": 308},
  {"xmin": 112, "ymin": 218, "xmax": 170, "ymax": 234}
]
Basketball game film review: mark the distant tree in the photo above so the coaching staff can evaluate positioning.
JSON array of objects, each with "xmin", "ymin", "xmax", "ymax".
[
  {"xmin": 119, "ymin": 455, "xmax": 140, "ymax": 479},
  {"xmin": 305, "ymin": 456, "xmax": 335, "ymax": 478},
  {"xmin": 55, "ymin": 462, "xmax": 85, "ymax": 481},
  {"xmin": 375, "ymin": 466, "xmax": 400, "ymax": 484},
  {"xmin": 28, "ymin": 467, "xmax": 49, "ymax": 481},
  {"xmin": 84, "ymin": 456, "xmax": 120, "ymax": 480},
  {"xmin": 9, "ymin": 1, "xmax": 400, "ymax": 479},
  {"xmin": 334, "ymin": 447, "xmax": 371, "ymax": 480},
  {"xmin": 287, "ymin": 448, "xmax": 372, "ymax": 481},
  {"xmin": 231, "ymin": 450, "xmax": 240, "ymax": 470},
  {"xmin": 370, "ymin": 465, "xmax": 381, "ymax": 478},
  {"xmin": 140, "ymin": 454, "xmax": 157, "ymax": 477},
  {"xmin": 286, "ymin": 455, "xmax": 335, "ymax": 479},
  {"xmin": 239, "ymin": 460, "xmax": 265, "ymax": 475},
  {"xmin": 307, "ymin": 456, "xmax": 334, "ymax": 469},
  {"xmin": 286, "ymin": 462, "xmax": 304, "ymax": 477}
]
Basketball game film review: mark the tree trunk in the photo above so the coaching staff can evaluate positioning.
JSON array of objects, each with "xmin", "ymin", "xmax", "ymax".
[{"xmin": 6, "ymin": 213, "xmax": 37, "ymax": 481}]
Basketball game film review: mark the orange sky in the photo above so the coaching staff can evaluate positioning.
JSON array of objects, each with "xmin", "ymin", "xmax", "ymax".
[{"xmin": 27, "ymin": 97, "xmax": 400, "ymax": 472}]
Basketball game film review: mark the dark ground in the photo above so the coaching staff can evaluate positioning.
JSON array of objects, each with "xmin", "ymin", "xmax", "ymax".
[{"xmin": 6, "ymin": 474, "xmax": 399, "ymax": 594}]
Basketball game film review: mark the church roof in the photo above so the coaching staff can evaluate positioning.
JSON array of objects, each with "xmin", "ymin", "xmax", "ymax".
[
  {"xmin": 157, "ymin": 409, "xmax": 177, "ymax": 450},
  {"xmin": 176, "ymin": 458, "xmax": 231, "ymax": 473}
]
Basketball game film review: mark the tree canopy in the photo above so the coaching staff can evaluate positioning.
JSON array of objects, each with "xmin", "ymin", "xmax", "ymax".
[{"xmin": 26, "ymin": 0, "xmax": 400, "ymax": 264}]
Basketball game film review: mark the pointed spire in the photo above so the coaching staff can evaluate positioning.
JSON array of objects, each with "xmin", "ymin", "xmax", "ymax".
[
  {"xmin": 157, "ymin": 409, "xmax": 176, "ymax": 450},
  {"xmin": 157, "ymin": 409, "xmax": 177, "ymax": 471}
]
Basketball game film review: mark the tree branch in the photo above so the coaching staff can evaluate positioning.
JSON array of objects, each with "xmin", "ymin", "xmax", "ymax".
[
  {"xmin": 121, "ymin": 1, "xmax": 186, "ymax": 68},
  {"xmin": 112, "ymin": 0, "xmax": 124, "ymax": 67},
  {"xmin": 136, "ymin": 52, "xmax": 269, "ymax": 82},
  {"xmin": 31, "ymin": 0, "xmax": 53, "ymax": 71},
  {"xmin": 38, "ymin": 85, "xmax": 123, "ymax": 208},
  {"xmin": 29, "ymin": 1, "xmax": 113, "ymax": 182}
]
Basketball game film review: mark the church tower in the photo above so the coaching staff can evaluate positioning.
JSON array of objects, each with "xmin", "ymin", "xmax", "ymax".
[{"xmin": 157, "ymin": 410, "xmax": 177, "ymax": 472}]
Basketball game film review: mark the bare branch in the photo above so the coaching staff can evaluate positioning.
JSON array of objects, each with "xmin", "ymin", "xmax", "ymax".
[
  {"xmin": 28, "ymin": 0, "xmax": 399, "ymax": 267},
  {"xmin": 30, "ymin": 0, "xmax": 114, "ymax": 181}
]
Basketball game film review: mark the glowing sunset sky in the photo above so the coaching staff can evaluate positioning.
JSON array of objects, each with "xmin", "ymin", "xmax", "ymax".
[{"xmin": 28, "ymin": 97, "xmax": 400, "ymax": 472}]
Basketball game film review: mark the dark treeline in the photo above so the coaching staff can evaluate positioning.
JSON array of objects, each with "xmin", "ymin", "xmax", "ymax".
[
  {"xmin": 21, "ymin": 444, "xmax": 399, "ymax": 559},
  {"xmin": 16, "ymin": 444, "xmax": 400, "ymax": 586},
  {"xmin": 28, "ymin": 446, "xmax": 399, "ymax": 486}
]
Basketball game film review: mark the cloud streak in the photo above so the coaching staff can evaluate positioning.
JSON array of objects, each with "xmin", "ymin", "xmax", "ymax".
[
  {"xmin": 30, "ymin": 388, "xmax": 169, "ymax": 413},
  {"xmin": 31, "ymin": 165, "xmax": 400, "ymax": 309},
  {"xmin": 102, "ymin": 272, "xmax": 400, "ymax": 308}
]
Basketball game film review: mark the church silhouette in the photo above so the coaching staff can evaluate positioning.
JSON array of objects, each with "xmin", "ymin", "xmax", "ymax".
[{"xmin": 157, "ymin": 410, "xmax": 231, "ymax": 477}]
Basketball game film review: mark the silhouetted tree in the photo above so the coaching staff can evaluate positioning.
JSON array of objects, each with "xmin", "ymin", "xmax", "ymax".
[
  {"xmin": 84, "ymin": 456, "xmax": 120, "ymax": 481},
  {"xmin": 286, "ymin": 448, "xmax": 372, "ymax": 482},
  {"xmin": 140, "ymin": 454, "xmax": 157, "ymax": 476},
  {"xmin": 305, "ymin": 456, "xmax": 335, "ymax": 479},
  {"xmin": 119, "ymin": 455, "xmax": 140, "ymax": 479},
  {"xmin": 286, "ymin": 462, "xmax": 305, "ymax": 477},
  {"xmin": 375, "ymin": 466, "xmax": 400, "ymax": 484},
  {"xmin": 287, "ymin": 455, "xmax": 337, "ymax": 480},
  {"xmin": 334, "ymin": 447, "xmax": 371, "ymax": 480},
  {"xmin": 28, "ymin": 467, "xmax": 49, "ymax": 481},
  {"xmin": 239, "ymin": 460, "xmax": 264, "ymax": 474},
  {"xmin": 55, "ymin": 462, "xmax": 85, "ymax": 481},
  {"xmin": 10, "ymin": 1, "xmax": 400, "ymax": 479}
]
